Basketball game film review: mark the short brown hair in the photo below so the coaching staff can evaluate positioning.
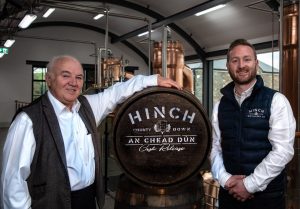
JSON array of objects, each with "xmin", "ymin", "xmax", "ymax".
[{"xmin": 227, "ymin": 39, "xmax": 257, "ymax": 62}]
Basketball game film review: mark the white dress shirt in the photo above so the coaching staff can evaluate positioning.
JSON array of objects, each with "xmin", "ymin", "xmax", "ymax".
[
  {"xmin": 0, "ymin": 74, "xmax": 157, "ymax": 209},
  {"xmin": 210, "ymin": 86, "xmax": 296, "ymax": 194}
]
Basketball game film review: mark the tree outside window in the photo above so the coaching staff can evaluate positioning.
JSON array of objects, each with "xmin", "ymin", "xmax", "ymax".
[
  {"xmin": 31, "ymin": 64, "xmax": 96, "ymax": 101},
  {"xmin": 212, "ymin": 51, "xmax": 279, "ymax": 105},
  {"xmin": 32, "ymin": 67, "xmax": 47, "ymax": 101}
]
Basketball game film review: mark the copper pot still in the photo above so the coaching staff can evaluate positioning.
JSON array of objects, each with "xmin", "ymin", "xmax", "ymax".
[
  {"xmin": 100, "ymin": 57, "xmax": 133, "ymax": 87},
  {"xmin": 281, "ymin": 1, "xmax": 299, "ymax": 209},
  {"xmin": 152, "ymin": 41, "xmax": 194, "ymax": 93},
  {"xmin": 101, "ymin": 57, "xmax": 121, "ymax": 87}
]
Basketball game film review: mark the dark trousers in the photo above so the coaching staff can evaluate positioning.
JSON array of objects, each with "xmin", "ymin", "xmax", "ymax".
[
  {"xmin": 71, "ymin": 184, "xmax": 97, "ymax": 209},
  {"xmin": 218, "ymin": 187, "xmax": 285, "ymax": 209}
]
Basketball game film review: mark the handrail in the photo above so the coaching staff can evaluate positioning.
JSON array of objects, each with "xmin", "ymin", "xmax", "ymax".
[{"xmin": 15, "ymin": 100, "xmax": 30, "ymax": 112}]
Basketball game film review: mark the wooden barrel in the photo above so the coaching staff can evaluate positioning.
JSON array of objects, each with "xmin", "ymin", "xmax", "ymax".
[
  {"xmin": 114, "ymin": 174, "xmax": 205, "ymax": 209},
  {"xmin": 113, "ymin": 87, "xmax": 211, "ymax": 187}
]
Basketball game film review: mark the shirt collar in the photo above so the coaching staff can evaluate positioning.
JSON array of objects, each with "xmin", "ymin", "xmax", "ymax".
[
  {"xmin": 47, "ymin": 91, "xmax": 81, "ymax": 115},
  {"xmin": 233, "ymin": 79, "xmax": 257, "ymax": 106},
  {"xmin": 234, "ymin": 79, "xmax": 257, "ymax": 98}
]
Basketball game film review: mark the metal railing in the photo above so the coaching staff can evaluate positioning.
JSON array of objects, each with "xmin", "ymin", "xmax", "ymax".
[
  {"xmin": 203, "ymin": 181, "xmax": 219, "ymax": 209},
  {"xmin": 203, "ymin": 172, "xmax": 219, "ymax": 209},
  {"xmin": 15, "ymin": 100, "xmax": 30, "ymax": 112}
]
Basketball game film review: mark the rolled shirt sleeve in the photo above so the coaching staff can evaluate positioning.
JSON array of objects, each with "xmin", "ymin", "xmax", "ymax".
[
  {"xmin": 210, "ymin": 92, "xmax": 295, "ymax": 193},
  {"xmin": 85, "ymin": 74, "xmax": 158, "ymax": 125},
  {"xmin": 243, "ymin": 92, "xmax": 296, "ymax": 193},
  {"xmin": 210, "ymin": 101, "xmax": 232, "ymax": 188},
  {"xmin": 1, "ymin": 112, "xmax": 35, "ymax": 209}
]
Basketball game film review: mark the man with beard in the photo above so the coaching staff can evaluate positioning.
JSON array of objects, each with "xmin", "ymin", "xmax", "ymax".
[{"xmin": 210, "ymin": 39, "xmax": 296, "ymax": 209}]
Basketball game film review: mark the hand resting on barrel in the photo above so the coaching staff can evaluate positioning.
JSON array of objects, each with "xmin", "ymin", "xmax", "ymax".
[{"xmin": 157, "ymin": 74, "xmax": 182, "ymax": 90}]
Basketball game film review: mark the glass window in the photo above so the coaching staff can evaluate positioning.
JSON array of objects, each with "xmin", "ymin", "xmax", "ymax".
[
  {"xmin": 83, "ymin": 65, "xmax": 96, "ymax": 90},
  {"xmin": 187, "ymin": 62, "xmax": 203, "ymax": 103},
  {"xmin": 257, "ymin": 51, "xmax": 279, "ymax": 90},
  {"xmin": 212, "ymin": 59, "xmax": 231, "ymax": 105},
  {"xmin": 212, "ymin": 51, "xmax": 279, "ymax": 105},
  {"xmin": 32, "ymin": 67, "xmax": 47, "ymax": 101},
  {"xmin": 31, "ymin": 64, "xmax": 96, "ymax": 101}
]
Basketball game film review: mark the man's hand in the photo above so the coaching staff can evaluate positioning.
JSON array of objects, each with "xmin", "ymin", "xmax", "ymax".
[
  {"xmin": 225, "ymin": 175, "xmax": 245, "ymax": 190},
  {"xmin": 157, "ymin": 74, "xmax": 182, "ymax": 90},
  {"xmin": 225, "ymin": 175, "xmax": 253, "ymax": 202}
]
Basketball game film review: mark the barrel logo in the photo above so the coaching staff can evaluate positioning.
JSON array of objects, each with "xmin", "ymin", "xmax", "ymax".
[
  {"xmin": 113, "ymin": 88, "xmax": 211, "ymax": 186},
  {"xmin": 122, "ymin": 105, "xmax": 199, "ymax": 153}
]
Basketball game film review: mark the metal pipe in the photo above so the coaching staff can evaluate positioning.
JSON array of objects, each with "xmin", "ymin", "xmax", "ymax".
[
  {"xmin": 148, "ymin": 20, "xmax": 152, "ymax": 75},
  {"xmin": 271, "ymin": 11, "xmax": 275, "ymax": 89},
  {"xmin": 39, "ymin": 2, "xmax": 102, "ymax": 15},
  {"xmin": 279, "ymin": 0, "xmax": 283, "ymax": 91},
  {"xmin": 41, "ymin": 0, "xmax": 107, "ymax": 11},
  {"xmin": 39, "ymin": 0, "xmax": 151, "ymax": 81},
  {"xmin": 40, "ymin": 1, "xmax": 147, "ymax": 21},
  {"xmin": 14, "ymin": 34, "xmax": 95, "ymax": 45},
  {"xmin": 97, "ymin": 48, "xmax": 112, "ymax": 86},
  {"xmin": 40, "ymin": 0, "xmax": 152, "ymax": 85},
  {"xmin": 246, "ymin": 1, "xmax": 280, "ymax": 14},
  {"xmin": 94, "ymin": 44, "xmax": 98, "ymax": 84},
  {"xmin": 281, "ymin": 2, "xmax": 300, "ymax": 209},
  {"xmin": 105, "ymin": 12, "xmax": 147, "ymax": 21},
  {"xmin": 95, "ymin": 7, "xmax": 110, "ymax": 88},
  {"xmin": 104, "ymin": 10, "xmax": 109, "ymax": 60},
  {"xmin": 97, "ymin": 48, "xmax": 102, "ymax": 86},
  {"xmin": 162, "ymin": 26, "xmax": 168, "ymax": 78},
  {"xmin": 14, "ymin": 34, "xmax": 98, "ymax": 85}
]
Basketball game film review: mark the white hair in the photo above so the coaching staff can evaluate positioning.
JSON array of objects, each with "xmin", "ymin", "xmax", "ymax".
[{"xmin": 46, "ymin": 55, "xmax": 81, "ymax": 73}]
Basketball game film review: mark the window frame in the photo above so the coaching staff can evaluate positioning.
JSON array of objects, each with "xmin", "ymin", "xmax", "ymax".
[{"xmin": 27, "ymin": 60, "xmax": 96, "ymax": 101}]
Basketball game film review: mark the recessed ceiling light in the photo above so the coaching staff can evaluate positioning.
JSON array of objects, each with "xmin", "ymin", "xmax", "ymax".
[
  {"xmin": 195, "ymin": 4, "xmax": 226, "ymax": 16},
  {"xmin": 93, "ymin": 14, "xmax": 104, "ymax": 20},
  {"xmin": 4, "ymin": 39, "xmax": 15, "ymax": 48},
  {"xmin": 18, "ymin": 14, "xmax": 37, "ymax": 29},
  {"xmin": 43, "ymin": 8, "xmax": 55, "ymax": 18},
  {"xmin": 138, "ymin": 30, "xmax": 154, "ymax": 37}
]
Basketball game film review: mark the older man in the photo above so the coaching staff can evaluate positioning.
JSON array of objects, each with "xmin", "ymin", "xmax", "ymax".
[{"xmin": 1, "ymin": 55, "xmax": 181, "ymax": 209}]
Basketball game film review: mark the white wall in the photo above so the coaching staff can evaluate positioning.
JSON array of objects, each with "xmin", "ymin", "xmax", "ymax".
[{"xmin": 0, "ymin": 26, "xmax": 148, "ymax": 126}]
